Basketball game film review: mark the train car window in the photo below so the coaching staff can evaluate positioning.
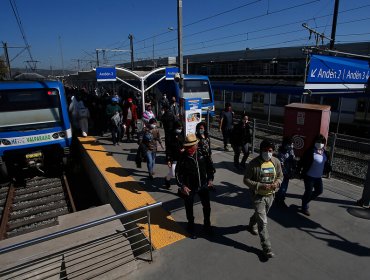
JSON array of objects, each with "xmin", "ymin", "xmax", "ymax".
[
  {"xmin": 183, "ymin": 80, "xmax": 211, "ymax": 102},
  {"xmin": 214, "ymin": 89, "xmax": 223, "ymax": 101},
  {"xmin": 252, "ymin": 92, "xmax": 264, "ymax": 111},
  {"xmin": 225, "ymin": 91, "xmax": 232, "ymax": 102},
  {"xmin": 305, "ymin": 95, "xmax": 321, "ymax": 104},
  {"xmin": 322, "ymin": 97, "xmax": 338, "ymax": 111},
  {"xmin": 233, "ymin": 91, "xmax": 243, "ymax": 103},
  {"xmin": 0, "ymin": 89, "xmax": 62, "ymax": 131},
  {"xmin": 276, "ymin": 94, "xmax": 289, "ymax": 106}
]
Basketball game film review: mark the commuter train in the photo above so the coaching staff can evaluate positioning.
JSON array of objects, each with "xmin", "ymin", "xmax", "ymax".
[
  {"xmin": 0, "ymin": 80, "xmax": 72, "ymax": 183},
  {"xmin": 211, "ymin": 81, "xmax": 370, "ymax": 131},
  {"xmin": 158, "ymin": 74, "xmax": 215, "ymax": 117}
]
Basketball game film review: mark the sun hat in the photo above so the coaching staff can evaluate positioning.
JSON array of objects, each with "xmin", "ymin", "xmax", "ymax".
[{"xmin": 183, "ymin": 133, "xmax": 199, "ymax": 147}]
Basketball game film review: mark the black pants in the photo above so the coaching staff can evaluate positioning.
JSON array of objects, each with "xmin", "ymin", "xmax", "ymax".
[
  {"xmin": 184, "ymin": 188, "xmax": 211, "ymax": 226},
  {"xmin": 232, "ymin": 143, "xmax": 250, "ymax": 166},
  {"xmin": 222, "ymin": 128, "xmax": 232, "ymax": 148}
]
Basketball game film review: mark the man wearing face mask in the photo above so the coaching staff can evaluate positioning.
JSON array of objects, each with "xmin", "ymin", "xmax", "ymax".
[
  {"xmin": 298, "ymin": 134, "xmax": 331, "ymax": 216},
  {"xmin": 244, "ymin": 139, "xmax": 283, "ymax": 258},
  {"xmin": 175, "ymin": 134, "xmax": 215, "ymax": 238}
]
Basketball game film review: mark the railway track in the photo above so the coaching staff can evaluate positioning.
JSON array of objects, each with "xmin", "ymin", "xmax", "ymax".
[{"xmin": 0, "ymin": 175, "xmax": 75, "ymax": 240}]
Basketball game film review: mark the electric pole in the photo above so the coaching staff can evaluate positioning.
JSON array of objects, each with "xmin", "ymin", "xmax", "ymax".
[
  {"xmin": 130, "ymin": 34, "xmax": 134, "ymax": 70},
  {"xmin": 330, "ymin": 0, "xmax": 340, "ymax": 50},
  {"xmin": 96, "ymin": 49, "xmax": 99, "ymax": 67},
  {"xmin": 2, "ymin": 42, "xmax": 12, "ymax": 78},
  {"xmin": 177, "ymin": 0, "xmax": 183, "ymax": 91}
]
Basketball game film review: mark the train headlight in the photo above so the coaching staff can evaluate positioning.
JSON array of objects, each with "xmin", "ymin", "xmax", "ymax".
[
  {"xmin": 52, "ymin": 133, "xmax": 59, "ymax": 139},
  {"xmin": 1, "ymin": 139, "xmax": 11, "ymax": 145},
  {"xmin": 58, "ymin": 131, "xmax": 66, "ymax": 138}
]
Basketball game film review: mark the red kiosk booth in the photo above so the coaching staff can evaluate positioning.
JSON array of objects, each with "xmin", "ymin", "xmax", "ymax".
[{"xmin": 283, "ymin": 103, "xmax": 331, "ymax": 157}]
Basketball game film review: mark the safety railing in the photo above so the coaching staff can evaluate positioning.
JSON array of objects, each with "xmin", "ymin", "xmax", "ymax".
[{"xmin": 0, "ymin": 202, "xmax": 162, "ymax": 279}]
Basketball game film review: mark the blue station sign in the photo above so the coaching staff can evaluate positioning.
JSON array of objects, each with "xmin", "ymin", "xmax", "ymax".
[
  {"xmin": 96, "ymin": 67, "xmax": 117, "ymax": 82},
  {"xmin": 305, "ymin": 55, "xmax": 370, "ymax": 93},
  {"xmin": 165, "ymin": 67, "xmax": 179, "ymax": 80}
]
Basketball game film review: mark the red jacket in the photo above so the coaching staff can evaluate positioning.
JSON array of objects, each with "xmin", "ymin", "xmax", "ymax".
[{"xmin": 122, "ymin": 103, "xmax": 138, "ymax": 121}]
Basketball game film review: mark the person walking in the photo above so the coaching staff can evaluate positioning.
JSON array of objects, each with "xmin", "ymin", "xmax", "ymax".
[
  {"xmin": 169, "ymin": 96, "xmax": 180, "ymax": 120},
  {"xmin": 275, "ymin": 136, "xmax": 297, "ymax": 208},
  {"xmin": 219, "ymin": 103, "xmax": 234, "ymax": 151},
  {"xmin": 106, "ymin": 97, "xmax": 122, "ymax": 145},
  {"xmin": 230, "ymin": 113, "xmax": 252, "ymax": 169},
  {"xmin": 142, "ymin": 103, "xmax": 156, "ymax": 124},
  {"xmin": 139, "ymin": 118, "xmax": 163, "ymax": 180},
  {"xmin": 298, "ymin": 134, "xmax": 332, "ymax": 216},
  {"xmin": 164, "ymin": 121, "xmax": 184, "ymax": 189},
  {"xmin": 244, "ymin": 139, "xmax": 283, "ymax": 258},
  {"xmin": 122, "ymin": 97, "xmax": 138, "ymax": 142},
  {"xmin": 161, "ymin": 104, "xmax": 176, "ymax": 150},
  {"xmin": 175, "ymin": 134, "xmax": 215, "ymax": 238}
]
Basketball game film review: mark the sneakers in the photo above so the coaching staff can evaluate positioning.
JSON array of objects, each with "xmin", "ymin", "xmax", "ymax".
[
  {"xmin": 246, "ymin": 225, "xmax": 258, "ymax": 236},
  {"xmin": 355, "ymin": 199, "xmax": 370, "ymax": 209},
  {"xmin": 263, "ymin": 248, "xmax": 275, "ymax": 258},
  {"xmin": 164, "ymin": 178, "xmax": 171, "ymax": 189}
]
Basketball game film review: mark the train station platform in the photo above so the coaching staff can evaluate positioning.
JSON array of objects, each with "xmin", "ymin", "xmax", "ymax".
[{"xmin": 77, "ymin": 131, "xmax": 370, "ymax": 280}]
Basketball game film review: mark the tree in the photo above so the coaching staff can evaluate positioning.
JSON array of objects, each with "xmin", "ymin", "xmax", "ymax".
[{"xmin": 0, "ymin": 56, "xmax": 9, "ymax": 80}]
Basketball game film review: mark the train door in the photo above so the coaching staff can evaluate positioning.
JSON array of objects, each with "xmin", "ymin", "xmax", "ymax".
[
  {"xmin": 355, "ymin": 98, "xmax": 370, "ymax": 122},
  {"xmin": 252, "ymin": 92, "xmax": 264, "ymax": 111}
]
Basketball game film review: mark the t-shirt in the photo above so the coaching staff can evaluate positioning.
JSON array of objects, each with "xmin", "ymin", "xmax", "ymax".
[
  {"xmin": 307, "ymin": 149, "xmax": 326, "ymax": 178},
  {"xmin": 221, "ymin": 111, "xmax": 233, "ymax": 130},
  {"xmin": 257, "ymin": 161, "xmax": 276, "ymax": 196}
]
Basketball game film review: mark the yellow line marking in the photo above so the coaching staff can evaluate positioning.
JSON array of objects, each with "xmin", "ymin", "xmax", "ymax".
[{"xmin": 79, "ymin": 137, "xmax": 186, "ymax": 249}]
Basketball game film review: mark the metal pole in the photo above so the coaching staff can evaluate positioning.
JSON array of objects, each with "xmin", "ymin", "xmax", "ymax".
[
  {"xmin": 207, "ymin": 109, "xmax": 210, "ymax": 132},
  {"xmin": 58, "ymin": 36, "xmax": 65, "ymax": 76},
  {"xmin": 177, "ymin": 0, "xmax": 184, "ymax": 96},
  {"xmin": 141, "ymin": 78, "xmax": 145, "ymax": 116},
  {"xmin": 336, "ymin": 97, "xmax": 342, "ymax": 134},
  {"xmin": 328, "ymin": 133, "xmax": 337, "ymax": 179},
  {"xmin": 129, "ymin": 34, "xmax": 134, "ymax": 70},
  {"xmin": 268, "ymin": 92, "xmax": 271, "ymax": 125},
  {"xmin": 252, "ymin": 118, "xmax": 256, "ymax": 155},
  {"xmin": 147, "ymin": 209, "xmax": 153, "ymax": 262},
  {"xmin": 96, "ymin": 49, "xmax": 99, "ymax": 67},
  {"xmin": 3, "ymin": 42, "xmax": 12, "ymax": 78},
  {"xmin": 330, "ymin": 0, "xmax": 340, "ymax": 50}
]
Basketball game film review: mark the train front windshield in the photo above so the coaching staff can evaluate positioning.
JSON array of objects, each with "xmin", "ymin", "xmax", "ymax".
[
  {"xmin": 0, "ymin": 89, "xmax": 62, "ymax": 132},
  {"xmin": 183, "ymin": 80, "xmax": 212, "ymax": 104}
]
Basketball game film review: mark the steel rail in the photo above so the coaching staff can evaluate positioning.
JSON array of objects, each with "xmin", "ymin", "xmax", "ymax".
[{"xmin": 0, "ymin": 201, "xmax": 162, "ymax": 254}]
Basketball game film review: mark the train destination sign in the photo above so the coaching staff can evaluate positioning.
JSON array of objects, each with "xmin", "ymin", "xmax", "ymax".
[
  {"xmin": 305, "ymin": 54, "xmax": 370, "ymax": 92},
  {"xmin": 96, "ymin": 67, "xmax": 117, "ymax": 82}
]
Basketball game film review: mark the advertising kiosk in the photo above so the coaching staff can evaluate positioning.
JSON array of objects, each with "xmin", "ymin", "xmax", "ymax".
[
  {"xmin": 180, "ymin": 97, "xmax": 202, "ymax": 135},
  {"xmin": 283, "ymin": 103, "xmax": 331, "ymax": 157}
]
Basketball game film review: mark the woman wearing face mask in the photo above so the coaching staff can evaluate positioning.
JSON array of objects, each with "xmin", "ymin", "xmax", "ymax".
[
  {"xmin": 243, "ymin": 139, "xmax": 283, "ymax": 258},
  {"xmin": 298, "ymin": 134, "xmax": 332, "ymax": 216},
  {"xmin": 164, "ymin": 121, "xmax": 185, "ymax": 189},
  {"xmin": 139, "ymin": 118, "xmax": 163, "ymax": 180}
]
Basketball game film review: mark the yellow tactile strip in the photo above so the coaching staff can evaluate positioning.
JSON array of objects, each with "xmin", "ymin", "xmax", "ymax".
[{"xmin": 78, "ymin": 137, "xmax": 186, "ymax": 249}]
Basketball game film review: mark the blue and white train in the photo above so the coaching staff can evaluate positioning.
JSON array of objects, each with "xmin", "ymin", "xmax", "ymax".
[{"xmin": 0, "ymin": 80, "xmax": 72, "ymax": 182}]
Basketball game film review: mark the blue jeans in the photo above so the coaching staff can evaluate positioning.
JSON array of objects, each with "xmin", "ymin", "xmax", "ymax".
[
  {"xmin": 146, "ymin": 150, "xmax": 156, "ymax": 174},
  {"xmin": 302, "ymin": 175, "xmax": 323, "ymax": 210},
  {"xmin": 276, "ymin": 176, "xmax": 290, "ymax": 201}
]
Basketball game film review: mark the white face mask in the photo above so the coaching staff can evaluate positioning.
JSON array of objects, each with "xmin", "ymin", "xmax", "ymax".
[
  {"xmin": 315, "ymin": 143, "xmax": 324, "ymax": 149},
  {"xmin": 150, "ymin": 124, "xmax": 156, "ymax": 129},
  {"xmin": 176, "ymin": 129, "xmax": 182, "ymax": 134},
  {"xmin": 262, "ymin": 152, "xmax": 273, "ymax": 161}
]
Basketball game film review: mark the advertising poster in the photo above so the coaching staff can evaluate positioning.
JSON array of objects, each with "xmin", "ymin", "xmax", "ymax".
[{"xmin": 181, "ymin": 98, "xmax": 202, "ymax": 136}]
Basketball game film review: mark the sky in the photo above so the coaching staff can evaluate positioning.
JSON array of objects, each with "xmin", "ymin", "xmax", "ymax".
[{"xmin": 1, "ymin": 0, "xmax": 369, "ymax": 71}]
